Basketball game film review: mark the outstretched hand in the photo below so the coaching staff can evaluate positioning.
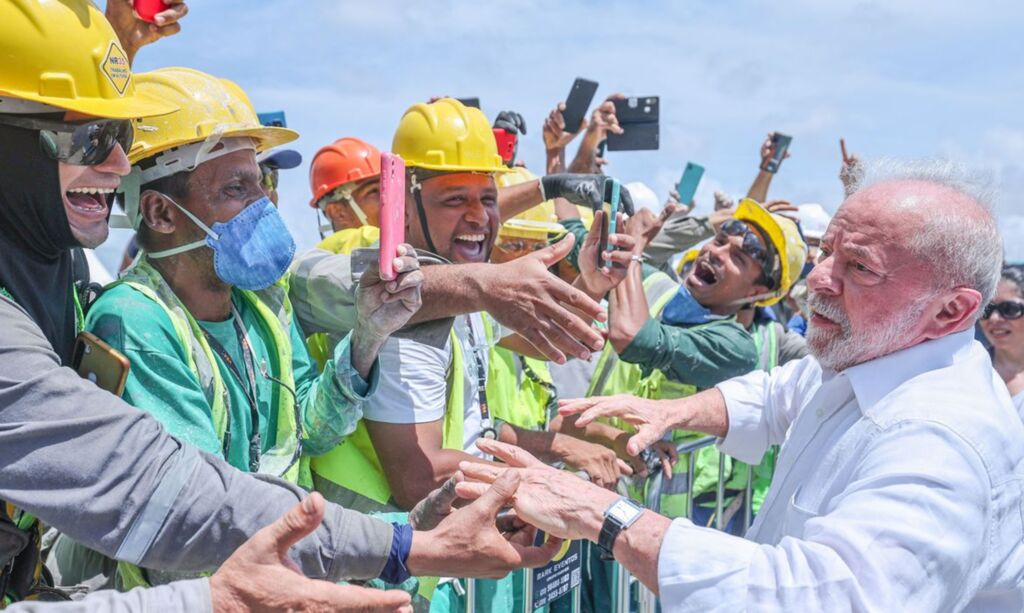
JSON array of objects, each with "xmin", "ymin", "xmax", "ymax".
[
  {"xmin": 557, "ymin": 395, "xmax": 675, "ymax": 457},
  {"xmin": 484, "ymin": 233, "xmax": 606, "ymax": 363},
  {"xmin": 408, "ymin": 471, "xmax": 563, "ymax": 579},
  {"xmin": 210, "ymin": 493, "xmax": 412, "ymax": 613}
]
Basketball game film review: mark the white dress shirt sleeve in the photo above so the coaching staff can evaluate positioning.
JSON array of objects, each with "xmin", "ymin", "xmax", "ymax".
[
  {"xmin": 715, "ymin": 356, "xmax": 817, "ymax": 464},
  {"xmin": 657, "ymin": 419, "xmax": 991, "ymax": 612}
]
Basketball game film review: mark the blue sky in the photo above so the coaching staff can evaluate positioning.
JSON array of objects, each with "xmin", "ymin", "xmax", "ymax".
[{"xmin": 96, "ymin": 0, "xmax": 1024, "ymax": 268}]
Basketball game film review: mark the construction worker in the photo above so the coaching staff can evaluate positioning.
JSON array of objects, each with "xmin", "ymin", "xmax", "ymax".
[
  {"xmin": 592, "ymin": 199, "xmax": 807, "ymax": 526},
  {"xmin": 310, "ymin": 98, "xmax": 639, "ymax": 610},
  {"xmin": 0, "ymin": 3, "xmax": 555, "ymax": 610},
  {"xmin": 288, "ymin": 138, "xmax": 636, "ymax": 372},
  {"xmin": 41, "ymin": 66, "xmax": 428, "ymax": 592},
  {"xmin": 303, "ymin": 137, "xmax": 385, "ymax": 367}
]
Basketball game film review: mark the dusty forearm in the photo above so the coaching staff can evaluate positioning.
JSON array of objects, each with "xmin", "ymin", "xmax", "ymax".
[
  {"xmin": 350, "ymin": 330, "xmax": 385, "ymax": 381},
  {"xmin": 746, "ymin": 169, "xmax": 773, "ymax": 203},
  {"xmin": 569, "ymin": 135, "xmax": 600, "ymax": 174}
]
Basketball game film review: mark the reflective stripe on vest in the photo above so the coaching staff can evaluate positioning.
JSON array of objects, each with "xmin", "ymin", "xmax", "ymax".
[
  {"xmin": 115, "ymin": 257, "xmax": 303, "ymax": 590},
  {"xmin": 310, "ymin": 319, "xmax": 487, "ymax": 507}
]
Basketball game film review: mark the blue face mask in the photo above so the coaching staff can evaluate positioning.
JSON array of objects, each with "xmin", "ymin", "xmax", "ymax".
[
  {"xmin": 660, "ymin": 284, "xmax": 726, "ymax": 327},
  {"xmin": 148, "ymin": 195, "xmax": 296, "ymax": 291}
]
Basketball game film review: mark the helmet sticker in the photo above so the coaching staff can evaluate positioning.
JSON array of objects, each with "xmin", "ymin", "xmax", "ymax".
[{"xmin": 101, "ymin": 42, "xmax": 131, "ymax": 96}]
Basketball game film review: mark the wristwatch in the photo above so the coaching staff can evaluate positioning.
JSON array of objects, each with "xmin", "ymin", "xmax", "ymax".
[{"xmin": 598, "ymin": 497, "xmax": 644, "ymax": 557}]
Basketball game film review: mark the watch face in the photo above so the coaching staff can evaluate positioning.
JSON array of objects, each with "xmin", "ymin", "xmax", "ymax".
[{"xmin": 607, "ymin": 499, "xmax": 642, "ymax": 524}]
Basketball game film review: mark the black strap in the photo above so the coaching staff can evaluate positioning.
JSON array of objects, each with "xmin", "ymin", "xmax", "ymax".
[
  {"xmin": 464, "ymin": 316, "xmax": 496, "ymax": 439},
  {"xmin": 412, "ymin": 180, "xmax": 439, "ymax": 256},
  {"xmin": 200, "ymin": 304, "xmax": 263, "ymax": 472}
]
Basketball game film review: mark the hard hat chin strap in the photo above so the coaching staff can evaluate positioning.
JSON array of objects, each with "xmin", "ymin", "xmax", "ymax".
[{"xmin": 410, "ymin": 172, "xmax": 439, "ymax": 255}]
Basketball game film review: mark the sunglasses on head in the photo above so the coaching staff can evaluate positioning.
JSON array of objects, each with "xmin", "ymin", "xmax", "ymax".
[
  {"xmin": 983, "ymin": 301, "xmax": 1024, "ymax": 320},
  {"xmin": 720, "ymin": 218, "xmax": 778, "ymax": 289},
  {"xmin": 0, "ymin": 114, "xmax": 133, "ymax": 166}
]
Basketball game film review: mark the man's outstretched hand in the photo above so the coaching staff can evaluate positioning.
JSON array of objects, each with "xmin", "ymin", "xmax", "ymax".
[
  {"xmin": 482, "ymin": 233, "xmax": 607, "ymax": 363},
  {"xmin": 407, "ymin": 471, "xmax": 563, "ymax": 579},
  {"xmin": 209, "ymin": 493, "xmax": 412, "ymax": 613},
  {"xmin": 541, "ymin": 174, "xmax": 635, "ymax": 216}
]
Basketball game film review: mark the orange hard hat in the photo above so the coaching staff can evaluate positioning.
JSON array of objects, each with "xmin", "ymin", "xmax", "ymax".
[{"xmin": 309, "ymin": 137, "xmax": 381, "ymax": 208}]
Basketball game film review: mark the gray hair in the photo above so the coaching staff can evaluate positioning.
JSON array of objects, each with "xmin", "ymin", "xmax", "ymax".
[{"xmin": 851, "ymin": 158, "xmax": 1004, "ymax": 314}]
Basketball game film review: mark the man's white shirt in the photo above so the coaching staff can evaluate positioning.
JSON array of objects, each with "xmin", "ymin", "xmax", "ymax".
[{"xmin": 657, "ymin": 330, "xmax": 1024, "ymax": 612}]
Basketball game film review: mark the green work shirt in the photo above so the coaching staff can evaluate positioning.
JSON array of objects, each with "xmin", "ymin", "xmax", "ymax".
[
  {"xmin": 619, "ymin": 308, "xmax": 758, "ymax": 390},
  {"xmin": 86, "ymin": 283, "xmax": 374, "ymax": 471}
]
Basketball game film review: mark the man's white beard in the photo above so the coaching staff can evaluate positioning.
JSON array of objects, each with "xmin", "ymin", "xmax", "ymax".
[{"xmin": 806, "ymin": 291, "xmax": 932, "ymax": 371}]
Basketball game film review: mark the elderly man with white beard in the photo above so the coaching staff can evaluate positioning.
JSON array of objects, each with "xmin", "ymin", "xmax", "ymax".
[{"xmin": 456, "ymin": 160, "xmax": 1024, "ymax": 612}]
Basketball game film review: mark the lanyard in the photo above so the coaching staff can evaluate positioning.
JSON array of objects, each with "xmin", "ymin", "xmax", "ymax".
[
  {"xmin": 464, "ymin": 315, "xmax": 497, "ymax": 440},
  {"xmin": 200, "ymin": 304, "xmax": 263, "ymax": 472}
]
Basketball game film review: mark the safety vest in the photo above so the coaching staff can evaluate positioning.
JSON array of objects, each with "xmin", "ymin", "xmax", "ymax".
[
  {"xmin": 114, "ymin": 256, "xmax": 304, "ymax": 590},
  {"xmin": 487, "ymin": 346, "xmax": 554, "ymax": 430},
  {"xmin": 0, "ymin": 284, "xmax": 84, "ymax": 605},
  {"xmin": 307, "ymin": 226, "xmax": 381, "ymax": 369},
  {"xmin": 310, "ymin": 317, "xmax": 494, "ymax": 509}
]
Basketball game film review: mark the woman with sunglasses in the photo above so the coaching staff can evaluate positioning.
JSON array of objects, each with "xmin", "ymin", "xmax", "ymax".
[{"xmin": 980, "ymin": 265, "xmax": 1024, "ymax": 415}]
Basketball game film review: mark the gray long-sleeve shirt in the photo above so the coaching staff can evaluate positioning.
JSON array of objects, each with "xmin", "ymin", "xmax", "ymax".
[
  {"xmin": 643, "ymin": 213, "xmax": 715, "ymax": 270},
  {"xmin": 0, "ymin": 296, "xmax": 392, "ymax": 610}
]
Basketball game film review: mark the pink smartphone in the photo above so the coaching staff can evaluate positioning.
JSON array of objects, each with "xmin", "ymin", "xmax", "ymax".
[{"xmin": 378, "ymin": 152, "xmax": 406, "ymax": 281}]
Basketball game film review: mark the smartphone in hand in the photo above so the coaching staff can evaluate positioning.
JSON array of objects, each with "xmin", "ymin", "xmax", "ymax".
[
  {"xmin": 607, "ymin": 96, "xmax": 659, "ymax": 151},
  {"xmin": 676, "ymin": 162, "xmax": 705, "ymax": 206},
  {"xmin": 596, "ymin": 178, "xmax": 621, "ymax": 269},
  {"xmin": 562, "ymin": 78, "xmax": 599, "ymax": 135},
  {"xmin": 764, "ymin": 132, "xmax": 792, "ymax": 173},
  {"xmin": 378, "ymin": 152, "xmax": 406, "ymax": 281}
]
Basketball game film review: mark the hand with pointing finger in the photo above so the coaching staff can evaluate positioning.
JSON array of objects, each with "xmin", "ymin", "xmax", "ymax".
[{"xmin": 209, "ymin": 493, "xmax": 412, "ymax": 613}]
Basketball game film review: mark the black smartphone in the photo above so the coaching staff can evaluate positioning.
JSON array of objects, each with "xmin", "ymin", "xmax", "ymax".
[
  {"xmin": 607, "ymin": 96, "xmax": 660, "ymax": 151},
  {"xmin": 561, "ymin": 78, "xmax": 599, "ymax": 135},
  {"xmin": 456, "ymin": 97, "xmax": 480, "ymax": 109},
  {"xmin": 764, "ymin": 132, "xmax": 792, "ymax": 173}
]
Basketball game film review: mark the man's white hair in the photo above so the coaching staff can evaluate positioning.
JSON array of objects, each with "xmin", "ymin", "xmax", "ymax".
[{"xmin": 851, "ymin": 158, "xmax": 1004, "ymax": 313}]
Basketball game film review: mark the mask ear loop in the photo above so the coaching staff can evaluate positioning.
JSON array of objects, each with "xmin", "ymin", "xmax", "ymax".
[{"xmin": 146, "ymin": 193, "xmax": 221, "ymax": 259}]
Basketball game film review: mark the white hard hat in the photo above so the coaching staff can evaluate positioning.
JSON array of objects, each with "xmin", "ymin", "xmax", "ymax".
[
  {"xmin": 794, "ymin": 203, "xmax": 832, "ymax": 240},
  {"xmin": 624, "ymin": 181, "xmax": 660, "ymax": 212}
]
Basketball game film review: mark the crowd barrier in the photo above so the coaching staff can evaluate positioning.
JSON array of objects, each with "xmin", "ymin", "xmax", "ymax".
[{"xmin": 459, "ymin": 436, "xmax": 756, "ymax": 612}]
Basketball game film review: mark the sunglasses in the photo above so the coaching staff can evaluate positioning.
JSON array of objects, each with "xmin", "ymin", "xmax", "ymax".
[
  {"xmin": 720, "ymin": 218, "xmax": 778, "ymax": 289},
  {"xmin": 0, "ymin": 114, "xmax": 133, "ymax": 166},
  {"xmin": 259, "ymin": 164, "xmax": 279, "ymax": 191},
  {"xmin": 983, "ymin": 301, "xmax": 1024, "ymax": 320}
]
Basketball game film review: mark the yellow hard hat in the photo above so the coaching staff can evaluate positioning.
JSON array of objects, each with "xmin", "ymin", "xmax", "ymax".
[
  {"xmin": 734, "ymin": 198, "xmax": 808, "ymax": 307},
  {"xmin": 495, "ymin": 166, "xmax": 558, "ymax": 224},
  {"xmin": 498, "ymin": 219, "xmax": 567, "ymax": 243},
  {"xmin": 0, "ymin": 0, "xmax": 174, "ymax": 118},
  {"xmin": 675, "ymin": 247, "xmax": 701, "ymax": 276},
  {"xmin": 392, "ymin": 98, "xmax": 509, "ymax": 174},
  {"xmin": 128, "ymin": 67, "xmax": 298, "ymax": 165}
]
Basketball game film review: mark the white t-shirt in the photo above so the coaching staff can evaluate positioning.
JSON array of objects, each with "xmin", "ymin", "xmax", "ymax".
[{"xmin": 362, "ymin": 312, "xmax": 501, "ymax": 457}]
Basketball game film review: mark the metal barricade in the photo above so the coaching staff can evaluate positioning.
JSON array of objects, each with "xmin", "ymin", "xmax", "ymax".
[{"xmin": 461, "ymin": 437, "xmax": 762, "ymax": 613}]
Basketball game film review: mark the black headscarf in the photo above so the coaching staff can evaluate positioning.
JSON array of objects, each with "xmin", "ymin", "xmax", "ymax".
[{"xmin": 0, "ymin": 120, "xmax": 81, "ymax": 364}]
